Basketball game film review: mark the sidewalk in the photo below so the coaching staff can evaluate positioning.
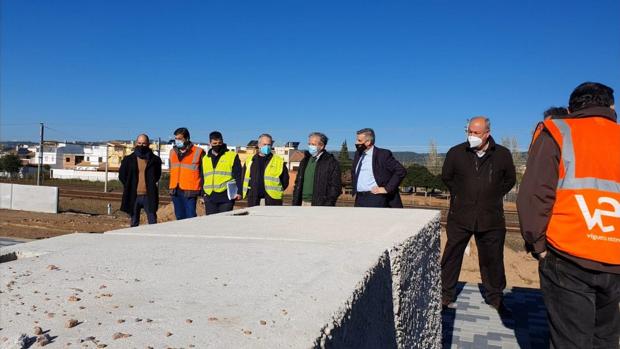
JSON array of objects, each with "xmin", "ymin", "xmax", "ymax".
[{"xmin": 442, "ymin": 283, "xmax": 549, "ymax": 349}]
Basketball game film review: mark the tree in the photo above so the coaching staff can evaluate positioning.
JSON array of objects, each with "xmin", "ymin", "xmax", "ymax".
[
  {"xmin": 338, "ymin": 140, "xmax": 353, "ymax": 188},
  {"xmin": 0, "ymin": 154, "xmax": 22, "ymax": 178},
  {"xmin": 402, "ymin": 164, "xmax": 438, "ymax": 192},
  {"xmin": 426, "ymin": 139, "xmax": 442, "ymax": 175},
  {"xmin": 501, "ymin": 136, "xmax": 524, "ymax": 173}
]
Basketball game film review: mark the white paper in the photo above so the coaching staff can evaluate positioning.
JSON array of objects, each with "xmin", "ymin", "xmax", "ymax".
[{"xmin": 227, "ymin": 182, "xmax": 238, "ymax": 200}]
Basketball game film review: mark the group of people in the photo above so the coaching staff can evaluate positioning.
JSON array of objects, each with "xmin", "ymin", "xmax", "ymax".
[
  {"xmin": 118, "ymin": 127, "xmax": 408, "ymax": 223},
  {"xmin": 117, "ymin": 81, "xmax": 619, "ymax": 348}
]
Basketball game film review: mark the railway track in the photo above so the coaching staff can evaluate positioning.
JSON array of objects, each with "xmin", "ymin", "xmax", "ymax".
[{"xmin": 59, "ymin": 188, "xmax": 521, "ymax": 233}]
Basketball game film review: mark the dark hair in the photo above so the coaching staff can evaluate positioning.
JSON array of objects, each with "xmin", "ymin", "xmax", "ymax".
[
  {"xmin": 356, "ymin": 128, "xmax": 375, "ymax": 144},
  {"xmin": 174, "ymin": 127, "xmax": 190, "ymax": 140},
  {"xmin": 569, "ymin": 82, "xmax": 615, "ymax": 112},
  {"xmin": 209, "ymin": 131, "xmax": 223, "ymax": 141},
  {"xmin": 543, "ymin": 107, "xmax": 568, "ymax": 120}
]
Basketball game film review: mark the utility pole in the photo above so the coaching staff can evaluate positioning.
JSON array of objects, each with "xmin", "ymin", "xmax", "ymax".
[
  {"xmin": 157, "ymin": 137, "xmax": 162, "ymax": 192},
  {"xmin": 104, "ymin": 143, "xmax": 109, "ymax": 193},
  {"xmin": 37, "ymin": 123, "xmax": 44, "ymax": 186}
]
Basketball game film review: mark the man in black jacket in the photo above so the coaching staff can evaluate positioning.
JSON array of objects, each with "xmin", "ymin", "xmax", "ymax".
[
  {"xmin": 441, "ymin": 117, "xmax": 516, "ymax": 313},
  {"xmin": 351, "ymin": 128, "xmax": 407, "ymax": 208},
  {"xmin": 119, "ymin": 134, "xmax": 163, "ymax": 227},
  {"xmin": 292, "ymin": 132, "xmax": 342, "ymax": 206}
]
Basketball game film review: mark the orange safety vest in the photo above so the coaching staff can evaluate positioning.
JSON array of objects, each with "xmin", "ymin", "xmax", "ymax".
[
  {"xmin": 169, "ymin": 145, "xmax": 204, "ymax": 191},
  {"xmin": 544, "ymin": 116, "xmax": 620, "ymax": 265},
  {"xmin": 528, "ymin": 121, "xmax": 545, "ymax": 151}
]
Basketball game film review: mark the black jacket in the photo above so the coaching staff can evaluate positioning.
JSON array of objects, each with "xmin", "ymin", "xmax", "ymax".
[
  {"xmin": 351, "ymin": 146, "xmax": 407, "ymax": 208},
  {"xmin": 292, "ymin": 151, "xmax": 342, "ymax": 206},
  {"xmin": 442, "ymin": 136, "xmax": 516, "ymax": 231},
  {"xmin": 119, "ymin": 151, "xmax": 163, "ymax": 215}
]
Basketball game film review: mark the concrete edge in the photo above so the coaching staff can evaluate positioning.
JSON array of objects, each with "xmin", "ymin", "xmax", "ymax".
[{"xmin": 391, "ymin": 214, "xmax": 442, "ymax": 349}]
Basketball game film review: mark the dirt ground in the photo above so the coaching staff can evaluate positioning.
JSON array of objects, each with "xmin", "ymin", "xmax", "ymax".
[{"xmin": 0, "ymin": 198, "xmax": 538, "ymax": 288}]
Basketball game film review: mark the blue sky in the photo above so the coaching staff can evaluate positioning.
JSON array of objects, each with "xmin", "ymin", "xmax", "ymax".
[{"xmin": 1, "ymin": 0, "xmax": 619, "ymax": 152}]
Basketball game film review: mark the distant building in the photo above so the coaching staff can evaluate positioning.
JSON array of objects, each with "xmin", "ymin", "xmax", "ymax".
[{"xmin": 29, "ymin": 142, "xmax": 85, "ymax": 169}]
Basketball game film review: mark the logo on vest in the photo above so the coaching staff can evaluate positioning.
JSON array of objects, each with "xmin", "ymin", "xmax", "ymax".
[{"xmin": 575, "ymin": 195, "xmax": 620, "ymax": 233}]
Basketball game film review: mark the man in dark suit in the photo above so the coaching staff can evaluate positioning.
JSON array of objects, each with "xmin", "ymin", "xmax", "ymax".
[{"xmin": 351, "ymin": 128, "xmax": 406, "ymax": 208}]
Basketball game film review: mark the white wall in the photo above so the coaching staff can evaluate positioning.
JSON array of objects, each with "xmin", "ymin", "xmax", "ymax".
[{"xmin": 51, "ymin": 169, "xmax": 119, "ymax": 182}]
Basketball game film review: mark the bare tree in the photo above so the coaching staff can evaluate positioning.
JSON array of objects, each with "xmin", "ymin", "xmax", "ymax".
[{"xmin": 426, "ymin": 139, "xmax": 442, "ymax": 175}]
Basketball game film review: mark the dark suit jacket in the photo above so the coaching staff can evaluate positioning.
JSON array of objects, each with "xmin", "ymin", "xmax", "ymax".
[{"xmin": 351, "ymin": 146, "xmax": 407, "ymax": 208}]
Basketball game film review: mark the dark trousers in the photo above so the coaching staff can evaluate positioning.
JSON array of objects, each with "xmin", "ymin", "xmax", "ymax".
[
  {"xmin": 171, "ymin": 194, "xmax": 197, "ymax": 220},
  {"xmin": 539, "ymin": 250, "xmax": 620, "ymax": 349},
  {"xmin": 130, "ymin": 195, "xmax": 157, "ymax": 227},
  {"xmin": 246, "ymin": 193, "xmax": 283, "ymax": 207},
  {"xmin": 354, "ymin": 192, "xmax": 388, "ymax": 208},
  {"xmin": 441, "ymin": 223, "xmax": 507, "ymax": 305},
  {"xmin": 204, "ymin": 199, "xmax": 235, "ymax": 215}
]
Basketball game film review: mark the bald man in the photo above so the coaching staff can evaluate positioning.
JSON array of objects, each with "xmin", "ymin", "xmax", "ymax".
[
  {"xmin": 440, "ymin": 117, "xmax": 516, "ymax": 315},
  {"xmin": 119, "ymin": 134, "xmax": 162, "ymax": 227}
]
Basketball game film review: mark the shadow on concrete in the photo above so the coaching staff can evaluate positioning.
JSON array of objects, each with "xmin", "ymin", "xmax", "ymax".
[
  {"xmin": 318, "ymin": 253, "xmax": 398, "ymax": 349},
  {"xmin": 502, "ymin": 286, "xmax": 549, "ymax": 349},
  {"xmin": 440, "ymin": 282, "xmax": 465, "ymax": 348}
]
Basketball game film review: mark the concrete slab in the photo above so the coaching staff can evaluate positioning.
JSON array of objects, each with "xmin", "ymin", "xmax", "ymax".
[
  {"xmin": 9, "ymin": 184, "xmax": 58, "ymax": 214},
  {"xmin": 0, "ymin": 206, "xmax": 441, "ymax": 348},
  {"xmin": 0, "ymin": 183, "xmax": 12, "ymax": 209}
]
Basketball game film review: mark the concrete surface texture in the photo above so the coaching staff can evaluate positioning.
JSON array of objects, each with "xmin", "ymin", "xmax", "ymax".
[
  {"xmin": 0, "ymin": 206, "xmax": 441, "ymax": 348},
  {"xmin": 0, "ymin": 183, "xmax": 58, "ymax": 214}
]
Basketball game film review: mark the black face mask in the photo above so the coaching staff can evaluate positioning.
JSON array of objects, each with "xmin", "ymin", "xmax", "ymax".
[
  {"xmin": 135, "ymin": 145, "xmax": 150, "ymax": 158},
  {"xmin": 211, "ymin": 144, "xmax": 224, "ymax": 154},
  {"xmin": 355, "ymin": 143, "xmax": 367, "ymax": 153}
]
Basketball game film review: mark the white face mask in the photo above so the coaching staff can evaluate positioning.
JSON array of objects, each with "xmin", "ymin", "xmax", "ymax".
[{"xmin": 468, "ymin": 135, "xmax": 483, "ymax": 148}]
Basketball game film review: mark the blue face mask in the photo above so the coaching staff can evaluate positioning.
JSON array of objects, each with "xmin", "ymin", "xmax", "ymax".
[
  {"xmin": 308, "ymin": 145, "xmax": 318, "ymax": 156},
  {"xmin": 174, "ymin": 140, "xmax": 185, "ymax": 148},
  {"xmin": 260, "ymin": 145, "xmax": 271, "ymax": 155}
]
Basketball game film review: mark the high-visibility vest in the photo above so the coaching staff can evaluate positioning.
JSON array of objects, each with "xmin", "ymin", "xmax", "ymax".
[
  {"xmin": 528, "ymin": 121, "xmax": 545, "ymax": 152},
  {"xmin": 544, "ymin": 117, "xmax": 620, "ymax": 264},
  {"xmin": 243, "ymin": 154, "xmax": 284, "ymax": 200},
  {"xmin": 202, "ymin": 150, "xmax": 237, "ymax": 195},
  {"xmin": 169, "ymin": 145, "xmax": 204, "ymax": 191}
]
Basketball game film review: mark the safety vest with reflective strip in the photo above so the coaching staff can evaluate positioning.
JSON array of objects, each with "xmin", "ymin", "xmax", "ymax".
[
  {"xmin": 243, "ymin": 155, "xmax": 284, "ymax": 200},
  {"xmin": 544, "ymin": 117, "xmax": 620, "ymax": 265},
  {"xmin": 528, "ymin": 121, "xmax": 544, "ymax": 152},
  {"xmin": 169, "ymin": 145, "xmax": 204, "ymax": 191},
  {"xmin": 202, "ymin": 150, "xmax": 237, "ymax": 195}
]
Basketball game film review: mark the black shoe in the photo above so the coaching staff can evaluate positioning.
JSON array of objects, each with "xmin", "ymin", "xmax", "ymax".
[{"xmin": 491, "ymin": 301, "xmax": 512, "ymax": 317}]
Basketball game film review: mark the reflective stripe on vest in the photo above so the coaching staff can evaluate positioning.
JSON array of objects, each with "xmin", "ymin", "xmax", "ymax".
[
  {"xmin": 242, "ymin": 155, "xmax": 284, "ymax": 200},
  {"xmin": 544, "ymin": 117, "xmax": 620, "ymax": 264},
  {"xmin": 202, "ymin": 151, "xmax": 236, "ymax": 195},
  {"xmin": 169, "ymin": 145, "xmax": 204, "ymax": 191}
]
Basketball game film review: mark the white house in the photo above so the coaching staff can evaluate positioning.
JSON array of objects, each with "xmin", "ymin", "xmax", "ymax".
[{"xmin": 29, "ymin": 142, "xmax": 85, "ymax": 169}]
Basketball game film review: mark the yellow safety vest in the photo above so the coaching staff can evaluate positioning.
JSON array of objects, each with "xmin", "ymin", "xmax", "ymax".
[
  {"xmin": 202, "ymin": 150, "xmax": 237, "ymax": 195},
  {"xmin": 243, "ymin": 155, "xmax": 284, "ymax": 200}
]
